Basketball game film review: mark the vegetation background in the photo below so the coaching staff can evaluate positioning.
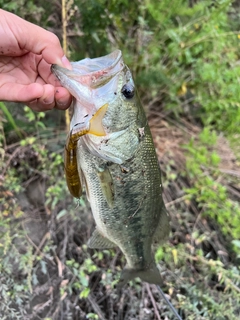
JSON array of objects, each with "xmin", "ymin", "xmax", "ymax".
[{"xmin": 0, "ymin": 0, "xmax": 240, "ymax": 319}]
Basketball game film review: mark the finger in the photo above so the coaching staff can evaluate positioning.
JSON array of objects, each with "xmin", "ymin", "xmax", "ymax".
[
  {"xmin": 27, "ymin": 100, "xmax": 54, "ymax": 112},
  {"xmin": 26, "ymin": 99, "xmax": 41, "ymax": 112},
  {"xmin": 1, "ymin": 10, "xmax": 71, "ymax": 69},
  {"xmin": 54, "ymin": 87, "xmax": 72, "ymax": 110},
  {"xmin": 0, "ymin": 82, "xmax": 44, "ymax": 102},
  {"xmin": 15, "ymin": 17, "xmax": 71, "ymax": 68},
  {"xmin": 37, "ymin": 58, "xmax": 65, "ymax": 86},
  {"xmin": 27, "ymin": 84, "xmax": 55, "ymax": 111}
]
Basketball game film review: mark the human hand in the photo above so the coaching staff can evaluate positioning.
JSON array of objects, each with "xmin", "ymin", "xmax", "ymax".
[{"xmin": 0, "ymin": 9, "xmax": 72, "ymax": 111}]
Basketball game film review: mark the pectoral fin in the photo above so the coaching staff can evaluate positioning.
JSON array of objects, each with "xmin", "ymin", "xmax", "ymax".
[
  {"xmin": 97, "ymin": 168, "xmax": 114, "ymax": 208},
  {"xmin": 87, "ymin": 229, "xmax": 116, "ymax": 249}
]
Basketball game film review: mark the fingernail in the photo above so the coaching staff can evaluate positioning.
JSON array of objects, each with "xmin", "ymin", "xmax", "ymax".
[
  {"xmin": 61, "ymin": 55, "xmax": 72, "ymax": 70},
  {"xmin": 57, "ymin": 96, "xmax": 72, "ymax": 109},
  {"xmin": 57, "ymin": 101, "xmax": 70, "ymax": 110},
  {"xmin": 43, "ymin": 97, "xmax": 54, "ymax": 105}
]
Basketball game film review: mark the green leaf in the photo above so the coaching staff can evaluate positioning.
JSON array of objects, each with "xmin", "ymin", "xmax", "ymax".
[{"xmin": 0, "ymin": 102, "xmax": 23, "ymax": 138}]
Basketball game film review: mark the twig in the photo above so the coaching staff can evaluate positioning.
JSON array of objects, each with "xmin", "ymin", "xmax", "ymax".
[
  {"xmin": 110, "ymin": 248, "xmax": 121, "ymax": 270},
  {"xmin": 156, "ymin": 285, "xmax": 182, "ymax": 320},
  {"xmin": 88, "ymin": 294, "xmax": 107, "ymax": 320},
  {"xmin": 61, "ymin": 0, "xmax": 70, "ymax": 131},
  {"xmin": 226, "ymin": 185, "xmax": 240, "ymax": 199},
  {"xmin": 219, "ymin": 169, "xmax": 240, "ymax": 178},
  {"xmin": 146, "ymin": 283, "xmax": 161, "ymax": 320},
  {"xmin": 60, "ymin": 219, "xmax": 69, "ymax": 262},
  {"xmin": 108, "ymin": 291, "xmax": 114, "ymax": 320},
  {"xmin": 55, "ymin": 255, "xmax": 64, "ymax": 278},
  {"xmin": 117, "ymin": 290, "xmax": 126, "ymax": 320},
  {"xmin": 1, "ymin": 145, "xmax": 27, "ymax": 176},
  {"xmin": 139, "ymin": 285, "xmax": 145, "ymax": 320},
  {"xmin": 165, "ymin": 195, "xmax": 188, "ymax": 208},
  {"xmin": 24, "ymin": 231, "xmax": 51, "ymax": 265}
]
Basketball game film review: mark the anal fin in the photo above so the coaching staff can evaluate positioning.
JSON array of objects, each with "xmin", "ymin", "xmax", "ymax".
[{"xmin": 87, "ymin": 229, "xmax": 116, "ymax": 249}]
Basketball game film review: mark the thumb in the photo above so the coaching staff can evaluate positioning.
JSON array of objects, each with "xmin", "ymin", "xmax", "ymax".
[{"xmin": 1, "ymin": 10, "xmax": 71, "ymax": 68}]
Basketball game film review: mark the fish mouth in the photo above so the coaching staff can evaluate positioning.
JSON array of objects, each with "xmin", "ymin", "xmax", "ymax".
[
  {"xmin": 51, "ymin": 50, "xmax": 123, "ymax": 130},
  {"xmin": 51, "ymin": 50, "xmax": 123, "ymax": 89}
]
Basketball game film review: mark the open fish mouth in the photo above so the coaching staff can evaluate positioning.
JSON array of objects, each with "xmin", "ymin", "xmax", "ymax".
[
  {"xmin": 51, "ymin": 50, "xmax": 123, "ymax": 89},
  {"xmin": 51, "ymin": 50, "xmax": 124, "ymax": 128},
  {"xmin": 51, "ymin": 51, "xmax": 123, "ymax": 98}
]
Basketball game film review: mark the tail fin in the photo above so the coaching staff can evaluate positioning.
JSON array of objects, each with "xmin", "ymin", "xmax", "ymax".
[{"xmin": 116, "ymin": 264, "xmax": 163, "ymax": 291}]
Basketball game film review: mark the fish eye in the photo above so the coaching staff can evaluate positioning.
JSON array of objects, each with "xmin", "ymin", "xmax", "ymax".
[{"xmin": 121, "ymin": 83, "xmax": 135, "ymax": 99}]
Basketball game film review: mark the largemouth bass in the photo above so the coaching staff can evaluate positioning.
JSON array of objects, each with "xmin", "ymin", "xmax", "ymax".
[{"xmin": 51, "ymin": 50, "xmax": 170, "ymax": 289}]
